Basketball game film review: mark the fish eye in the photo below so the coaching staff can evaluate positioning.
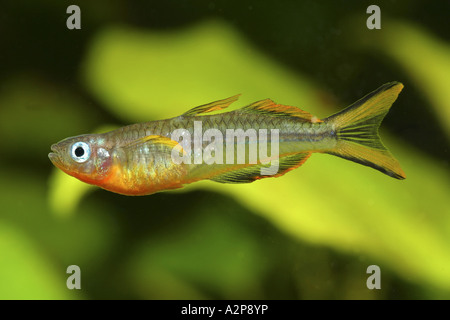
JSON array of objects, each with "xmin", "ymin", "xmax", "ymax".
[{"xmin": 71, "ymin": 142, "xmax": 91, "ymax": 163}]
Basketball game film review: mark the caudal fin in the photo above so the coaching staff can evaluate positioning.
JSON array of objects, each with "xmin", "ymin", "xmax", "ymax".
[{"xmin": 324, "ymin": 82, "xmax": 406, "ymax": 179}]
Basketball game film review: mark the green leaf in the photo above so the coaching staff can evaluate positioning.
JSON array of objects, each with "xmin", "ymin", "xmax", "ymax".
[
  {"xmin": 0, "ymin": 221, "xmax": 72, "ymax": 299},
  {"xmin": 83, "ymin": 20, "xmax": 323, "ymax": 122}
]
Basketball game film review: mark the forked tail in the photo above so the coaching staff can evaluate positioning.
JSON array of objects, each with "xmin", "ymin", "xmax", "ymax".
[{"xmin": 324, "ymin": 82, "xmax": 406, "ymax": 179}]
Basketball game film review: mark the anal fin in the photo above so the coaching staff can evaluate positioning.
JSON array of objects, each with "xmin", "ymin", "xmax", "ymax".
[{"xmin": 210, "ymin": 152, "xmax": 311, "ymax": 184}]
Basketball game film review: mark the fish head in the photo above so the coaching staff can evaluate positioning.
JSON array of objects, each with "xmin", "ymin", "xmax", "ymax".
[{"xmin": 49, "ymin": 134, "xmax": 113, "ymax": 185}]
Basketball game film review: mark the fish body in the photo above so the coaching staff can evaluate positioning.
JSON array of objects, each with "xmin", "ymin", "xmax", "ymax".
[{"xmin": 49, "ymin": 82, "xmax": 406, "ymax": 195}]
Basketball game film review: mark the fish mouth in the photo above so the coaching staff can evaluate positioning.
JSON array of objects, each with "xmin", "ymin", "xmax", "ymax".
[{"xmin": 48, "ymin": 144, "xmax": 61, "ymax": 164}]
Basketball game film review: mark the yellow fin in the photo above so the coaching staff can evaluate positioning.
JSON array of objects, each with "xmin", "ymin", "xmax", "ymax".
[
  {"xmin": 239, "ymin": 99, "xmax": 322, "ymax": 122},
  {"xmin": 182, "ymin": 94, "xmax": 241, "ymax": 117},
  {"xmin": 124, "ymin": 135, "xmax": 185, "ymax": 154},
  {"xmin": 209, "ymin": 152, "xmax": 311, "ymax": 184},
  {"xmin": 325, "ymin": 82, "xmax": 405, "ymax": 179}
]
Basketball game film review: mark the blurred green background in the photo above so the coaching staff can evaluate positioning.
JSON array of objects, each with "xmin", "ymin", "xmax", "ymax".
[{"xmin": 0, "ymin": 0, "xmax": 449, "ymax": 299}]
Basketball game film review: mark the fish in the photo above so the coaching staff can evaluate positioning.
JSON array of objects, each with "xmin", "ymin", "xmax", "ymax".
[{"xmin": 49, "ymin": 82, "xmax": 406, "ymax": 196}]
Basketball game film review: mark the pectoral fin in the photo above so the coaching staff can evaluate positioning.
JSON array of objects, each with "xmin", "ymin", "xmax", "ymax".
[{"xmin": 123, "ymin": 135, "xmax": 185, "ymax": 155}]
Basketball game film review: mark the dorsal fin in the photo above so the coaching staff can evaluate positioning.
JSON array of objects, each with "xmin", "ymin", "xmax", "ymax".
[
  {"xmin": 182, "ymin": 94, "xmax": 241, "ymax": 117},
  {"xmin": 209, "ymin": 152, "xmax": 311, "ymax": 184},
  {"xmin": 239, "ymin": 99, "xmax": 322, "ymax": 123}
]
